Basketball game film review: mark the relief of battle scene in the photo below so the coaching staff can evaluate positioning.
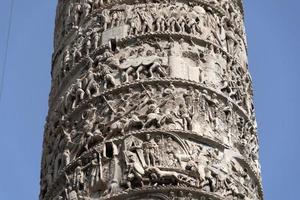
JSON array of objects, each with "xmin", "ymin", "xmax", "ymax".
[
  {"xmin": 42, "ymin": 82, "xmax": 260, "ymax": 194},
  {"xmin": 42, "ymin": 132, "xmax": 260, "ymax": 200},
  {"xmin": 54, "ymin": 0, "xmax": 245, "ymax": 47},
  {"xmin": 51, "ymin": 36, "xmax": 252, "ymax": 117}
]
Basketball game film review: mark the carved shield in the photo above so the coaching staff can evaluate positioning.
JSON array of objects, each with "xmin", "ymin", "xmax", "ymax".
[
  {"xmin": 131, "ymin": 58, "xmax": 143, "ymax": 67},
  {"xmin": 119, "ymin": 61, "xmax": 132, "ymax": 69},
  {"xmin": 142, "ymin": 56, "xmax": 157, "ymax": 66}
]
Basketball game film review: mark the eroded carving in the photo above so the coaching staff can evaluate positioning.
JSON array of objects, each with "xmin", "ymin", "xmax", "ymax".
[{"xmin": 41, "ymin": 1, "xmax": 262, "ymax": 200}]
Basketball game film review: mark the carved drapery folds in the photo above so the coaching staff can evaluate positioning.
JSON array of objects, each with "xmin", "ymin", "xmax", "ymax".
[{"xmin": 41, "ymin": 0, "xmax": 262, "ymax": 200}]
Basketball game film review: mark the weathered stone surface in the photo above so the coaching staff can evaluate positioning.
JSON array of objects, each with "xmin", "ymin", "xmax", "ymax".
[{"xmin": 41, "ymin": 1, "xmax": 262, "ymax": 200}]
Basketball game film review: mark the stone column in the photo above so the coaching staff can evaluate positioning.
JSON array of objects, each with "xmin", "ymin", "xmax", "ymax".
[{"xmin": 40, "ymin": 0, "xmax": 263, "ymax": 200}]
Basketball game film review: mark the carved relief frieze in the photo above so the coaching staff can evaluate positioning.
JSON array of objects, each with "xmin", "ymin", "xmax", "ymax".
[
  {"xmin": 50, "ymin": 36, "xmax": 252, "ymax": 117},
  {"xmin": 41, "ymin": 1, "xmax": 263, "ymax": 200},
  {"xmin": 42, "ymin": 83, "xmax": 260, "ymax": 192},
  {"xmin": 52, "ymin": 1, "xmax": 247, "ymax": 68},
  {"xmin": 42, "ymin": 132, "xmax": 261, "ymax": 200},
  {"xmin": 54, "ymin": 0, "xmax": 245, "ymax": 48}
]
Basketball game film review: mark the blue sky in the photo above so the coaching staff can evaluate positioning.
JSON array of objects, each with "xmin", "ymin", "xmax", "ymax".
[{"xmin": 0, "ymin": 1, "xmax": 299, "ymax": 199}]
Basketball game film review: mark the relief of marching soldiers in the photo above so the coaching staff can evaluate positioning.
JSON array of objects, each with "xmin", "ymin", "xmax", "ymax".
[
  {"xmin": 53, "ymin": 35, "xmax": 252, "ymax": 120},
  {"xmin": 54, "ymin": 0, "xmax": 246, "ymax": 59},
  {"xmin": 56, "ymin": 0, "xmax": 244, "ymax": 40}
]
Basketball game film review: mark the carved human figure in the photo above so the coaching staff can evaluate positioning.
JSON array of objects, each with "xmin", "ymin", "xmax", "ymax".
[
  {"xmin": 73, "ymin": 161, "xmax": 85, "ymax": 192},
  {"xmin": 84, "ymin": 35, "xmax": 92, "ymax": 55},
  {"xmin": 226, "ymin": 26, "xmax": 237, "ymax": 55},
  {"xmin": 62, "ymin": 149, "xmax": 70, "ymax": 167},
  {"xmin": 99, "ymin": 9, "xmax": 110, "ymax": 31},
  {"xmin": 128, "ymin": 13, "xmax": 141, "ymax": 35},
  {"xmin": 142, "ymin": 134, "xmax": 158, "ymax": 166},
  {"xmin": 177, "ymin": 14, "xmax": 186, "ymax": 33},
  {"xmin": 98, "ymin": 63, "xmax": 116, "ymax": 89},
  {"xmin": 82, "ymin": 1, "xmax": 92, "ymax": 19},
  {"xmin": 92, "ymin": 29, "xmax": 100, "ymax": 50},
  {"xmin": 90, "ymin": 152, "xmax": 102, "ymax": 187},
  {"xmin": 139, "ymin": 9, "xmax": 154, "ymax": 34},
  {"xmin": 126, "ymin": 152, "xmax": 145, "ymax": 189},
  {"xmin": 186, "ymin": 15, "xmax": 198, "ymax": 35},
  {"xmin": 111, "ymin": 11, "xmax": 122, "ymax": 28},
  {"xmin": 166, "ymin": 13, "xmax": 179, "ymax": 32},
  {"xmin": 155, "ymin": 12, "xmax": 166, "ymax": 32},
  {"xmin": 85, "ymin": 68, "xmax": 100, "ymax": 98},
  {"xmin": 202, "ymin": 45, "xmax": 223, "ymax": 88},
  {"xmin": 72, "ymin": 3, "xmax": 82, "ymax": 29},
  {"xmin": 149, "ymin": 58, "xmax": 167, "ymax": 78},
  {"xmin": 62, "ymin": 48, "xmax": 71, "ymax": 73},
  {"xmin": 71, "ymin": 45, "xmax": 82, "ymax": 66},
  {"xmin": 72, "ymin": 79, "xmax": 85, "ymax": 109},
  {"xmin": 144, "ymin": 103, "xmax": 161, "ymax": 128},
  {"xmin": 178, "ymin": 103, "xmax": 193, "ymax": 131},
  {"xmin": 201, "ymin": 169, "xmax": 216, "ymax": 192}
]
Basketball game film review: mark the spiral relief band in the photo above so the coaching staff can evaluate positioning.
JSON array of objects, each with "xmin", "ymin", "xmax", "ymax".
[{"xmin": 40, "ymin": 1, "xmax": 263, "ymax": 200}]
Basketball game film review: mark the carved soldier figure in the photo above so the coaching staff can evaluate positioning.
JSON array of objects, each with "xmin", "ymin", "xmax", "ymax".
[
  {"xmin": 166, "ymin": 13, "xmax": 179, "ymax": 32},
  {"xmin": 155, "ymin": 11, "xmax": 166, "ymax": 32},
  {"xmin": 82, "ymin": 1, "xmax": 92, "ymax": 19},
  {"xmin": 85, "ymin": 68, "xmax": 100, "ymax": 98},
  {"xmin": 62, "ymin": 149, "xmax": 70, "ymax": 167},
  {"xmin": 92, "ymin": 29, "xmax": 100, "ymax": 50},
  {"xmin": 98, "ymin": 63, "xmax": 116, "ymax": 89},
  {"xmin": 111, "ymin": 11, "xmax": 121, "ymax": 28},
  {"xmin": 149, "ymin": 58, "xmax": 167, "ymax": 78},
  {"xmin": 62, "ymin": 47, "xmax": 71, "ymax": 73},
  {"xmin": 72, "ymin": 3, "xmax": 82, "ymax": 29},
  {"xmin": 144, "ymin": 102, "xmax": 161, "ymax": 128},
  {"xmin": 142, "ymin": 134, "xmax": 158, "ymax": 166},
  {"xmin": 72, "ymin": 79, "xmax": 85, "ymax": 109},
  {"xmin": 84, "ymin": 35, "xmax": 92, "ymax": 55},
  {"xmin": 128, "ymin": 13, "xmax": 141, "ymax": 35},
  {"xmin": 177, "ymin": 13, "xmax": 186, "ymax": 33},
  {"xmin": 186, "ymin": 15, "xmax": 198, "ymax": 35},
  {"xmin": 126, "ymin": 152, "xmax": 145, "ymax": 189},
  {"xmin": 71, "ymin": 45, "xmax": 82, "ymax": 66},
  {"xmin": 98, "ymin": 9, "xmax": 111, "ymax": 30},
  {"xmin": 90, "ymin": 152, "xmax": 102, "ymax": 187},
  {"xmin": 65, "ymin": 3, "xmax": 74, "ymax": 32},
  {"xmin": 139, "ymin": 9, "xmax": 154, "ymax": 34},
  {"xmin": 201, "ymin": 169, "xmax": 216, "ymax": 192},
  {"xmin": 178, "ymin": 103, "xmax": 193, "ymax": 131},
  {"xmin": 73, "ymin": 160, "xmax": 86, "ymax": 192},
  {"xmin": 226, "ymin": 26, "xmax": 238, "ymax": 54}
]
